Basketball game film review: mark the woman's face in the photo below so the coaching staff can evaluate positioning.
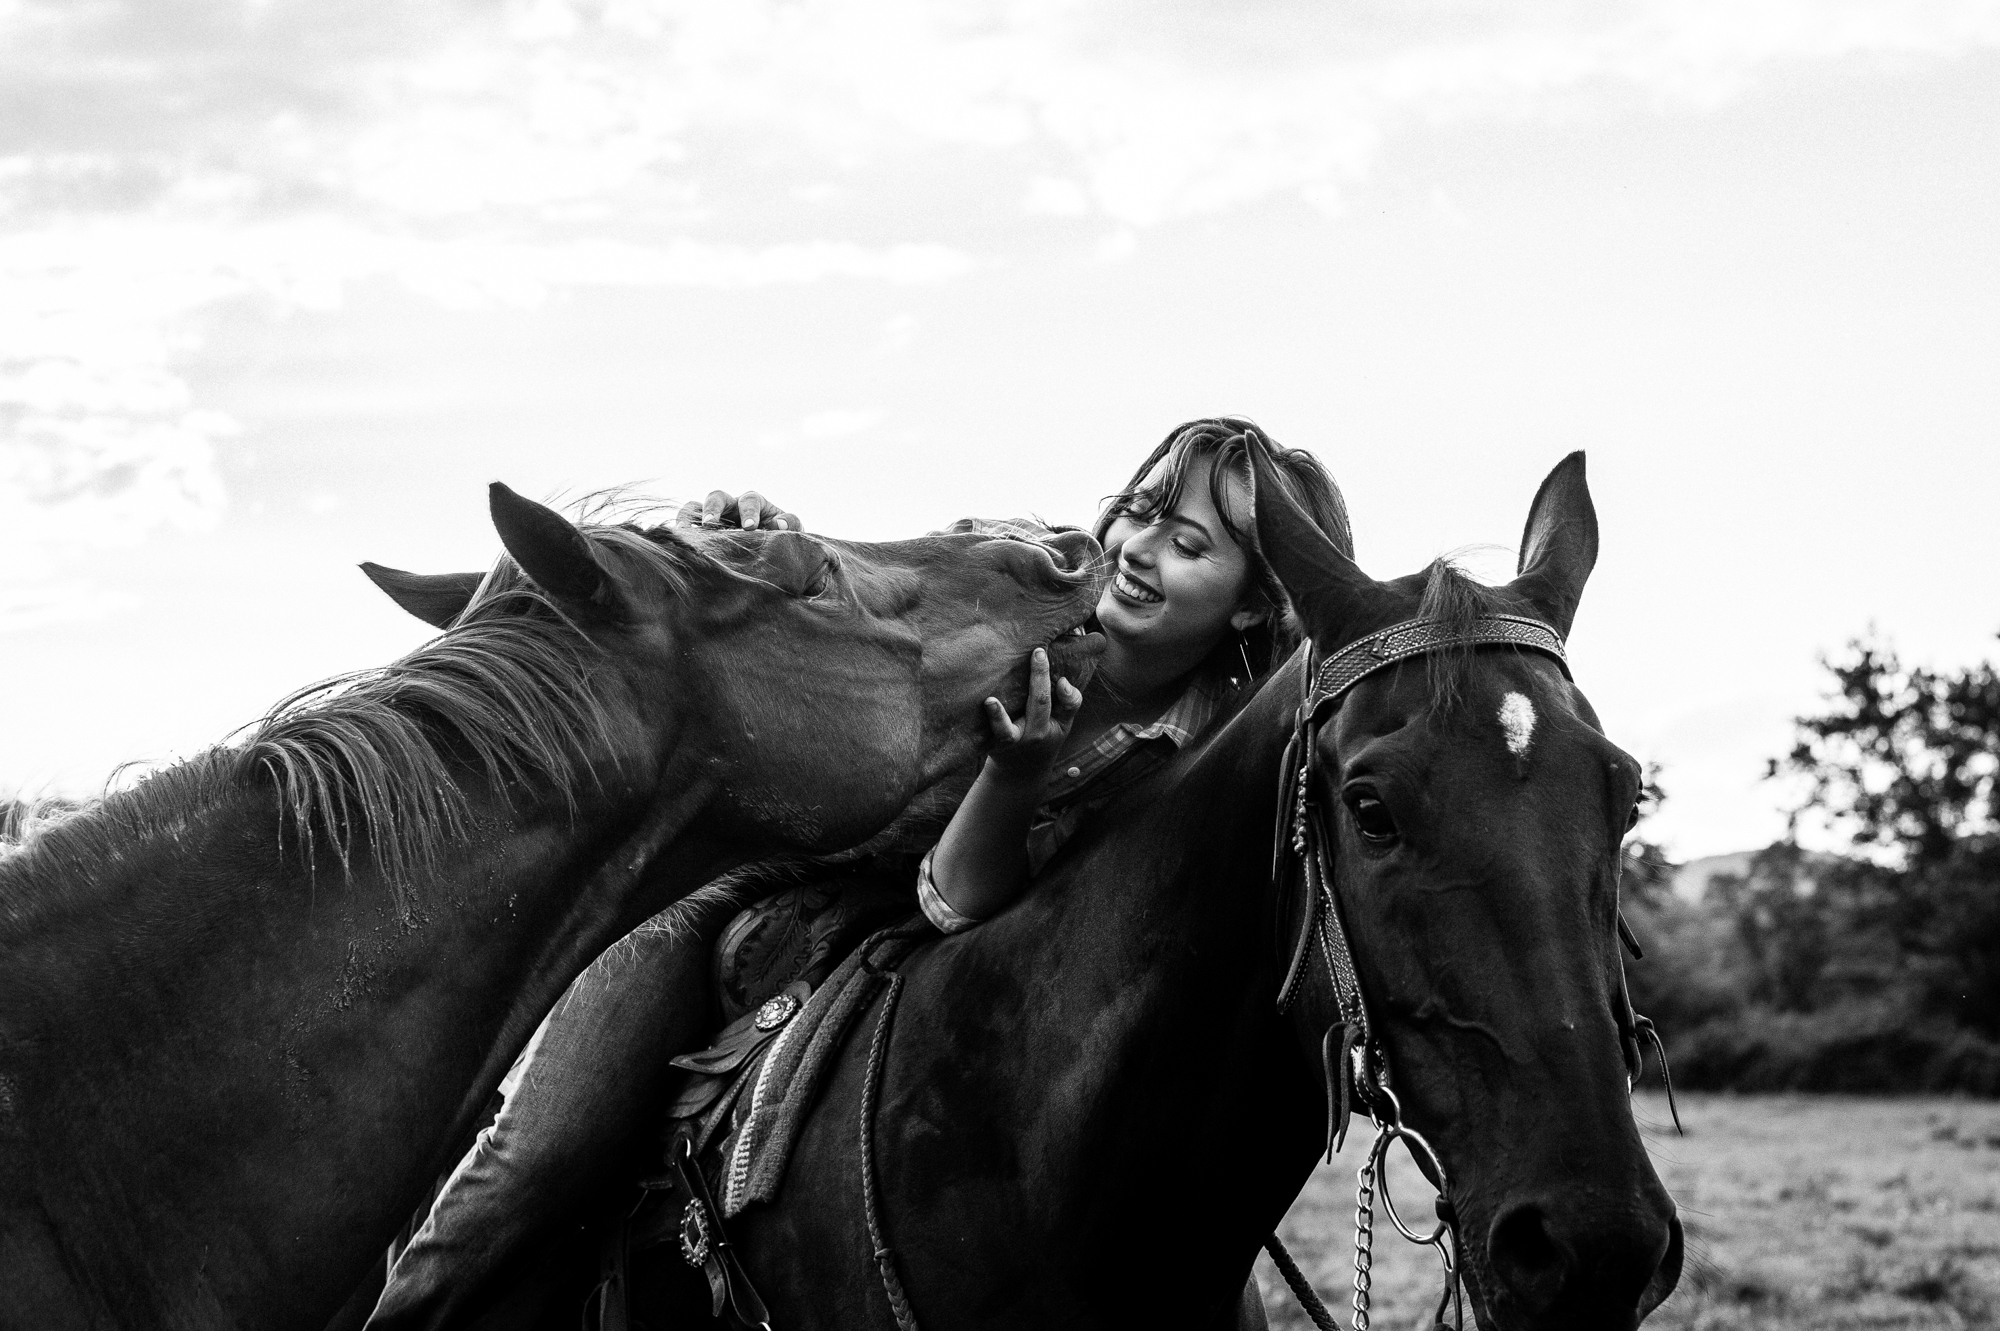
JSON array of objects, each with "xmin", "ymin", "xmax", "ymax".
[{"xmin": 1096, "ymin": 453, "xmax": 1263, "ymax": 666}]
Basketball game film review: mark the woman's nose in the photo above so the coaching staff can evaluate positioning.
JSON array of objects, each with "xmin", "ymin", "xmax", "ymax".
[{"xmin": 1121, "ymin": 527, "xmax": 1161, "ymax": 566}]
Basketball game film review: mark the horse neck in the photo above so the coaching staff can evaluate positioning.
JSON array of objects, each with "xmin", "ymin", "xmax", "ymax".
[
  {"xmin": 0, "ymin": 739, "xmax": 732, "ymax": 1328},
  {"xmin": 1036, "ymin": 650, "xmax": 1297, "ymax": 1000},
  {"xmin": 997, "ymin": 652, "xmax": 1326, "ymax": 1275}
]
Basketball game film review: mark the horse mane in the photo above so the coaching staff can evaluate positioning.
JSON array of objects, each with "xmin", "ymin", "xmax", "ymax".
[
  {"xmin": 2, "ymin": 515, "xmax": 704, "ymax": 910},
  {"xmin": 1414, "ymin": 556, "xmax": 1513, "ymax": 716}
]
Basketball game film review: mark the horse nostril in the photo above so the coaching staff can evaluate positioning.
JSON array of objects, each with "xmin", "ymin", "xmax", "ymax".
[
  {"xmin": 1488, "ymin": 1204, "xmax": 1568, "ymax": 1315},
  {"xmin": 1489, "ymin": 1197, "xmax": 1679, "ymax": 1322}
]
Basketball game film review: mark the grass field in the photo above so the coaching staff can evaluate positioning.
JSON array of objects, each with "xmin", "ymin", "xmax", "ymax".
[{"xmin": 1254, "ymin": 1092, "xmax": 2000, "ymax": 1330}]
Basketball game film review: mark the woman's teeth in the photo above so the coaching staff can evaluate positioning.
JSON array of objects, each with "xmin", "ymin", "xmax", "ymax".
[{"xmin": 1115, "ymin": 571, "xmax": 1163, "ymax": 604}]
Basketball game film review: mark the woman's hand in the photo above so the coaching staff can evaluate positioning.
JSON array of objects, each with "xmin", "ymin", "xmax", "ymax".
[
  {"xmin": 984, "ymin": 647, "xmax": 1083, "ymax": 780},
  {"xmin": 673, "ymin": 490, "xmax": 802, "ymax": 532}
]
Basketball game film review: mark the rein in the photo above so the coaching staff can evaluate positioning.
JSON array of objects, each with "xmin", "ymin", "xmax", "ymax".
[{"xmin": 1267, "ymin": 614, "xmax": 1570, "ymax": 1331}]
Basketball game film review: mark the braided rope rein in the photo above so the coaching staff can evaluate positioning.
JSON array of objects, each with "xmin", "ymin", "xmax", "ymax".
[
  {"xmin": 1265, "ymin": 1233, "xmax": 1343, "ymax": 1331},
  {"xmin": 859, "ymin": 971, "xmax": 922, "ymax": 1331}
]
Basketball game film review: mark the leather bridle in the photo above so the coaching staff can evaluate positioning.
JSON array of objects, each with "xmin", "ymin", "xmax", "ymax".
[
  {"xmin": 1260, "ymin": 612, "xmax": 1681, "ymax": 1331},
  {"xmin": 1271, "ymin": 613, "xmax": 1572, "ymax": 1152},
  {"xmin": 1263, "ymin": 614, "xmax": 1571, "ymax": 1331}
]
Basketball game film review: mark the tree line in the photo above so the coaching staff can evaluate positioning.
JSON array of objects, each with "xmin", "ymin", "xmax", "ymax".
[{"xmin": 1625, "ymin": 631, "xmax": 2000, "ymax": 1094}]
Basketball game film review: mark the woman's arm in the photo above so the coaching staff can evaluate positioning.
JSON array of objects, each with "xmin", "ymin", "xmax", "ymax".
[{"xmin": 927, "ymin": 648, "xmax": 1081, "ymax": 924}]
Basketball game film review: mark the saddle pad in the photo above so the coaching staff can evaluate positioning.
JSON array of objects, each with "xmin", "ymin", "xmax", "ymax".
[{"xmin": 712, "ymin": 924, "xmax": 928, "ymax": 1217}]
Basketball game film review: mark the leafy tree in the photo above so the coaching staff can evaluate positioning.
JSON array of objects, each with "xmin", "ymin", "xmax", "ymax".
[
  {"xmin": 1774, "ymin": 631, "xmax": 2000, "ymax": 869},
  {"xmin": 1766, "ymin": 630, "xmax": 2000, "ymax": 1035}
]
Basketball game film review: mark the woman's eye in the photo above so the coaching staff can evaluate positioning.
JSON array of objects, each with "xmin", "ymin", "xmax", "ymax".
[
  {"xmin": 1346, "ymin": 792, "xmax": 1398, "ymax": 846},
  {"xmin": 1172, "ymin": 538, "xmax": 1203, "ymax": 558}
]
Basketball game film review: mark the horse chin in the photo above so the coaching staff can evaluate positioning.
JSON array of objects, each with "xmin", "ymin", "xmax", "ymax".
[{"xmin": 1048, "ymin": 629, "xmax": 1106, "ymax": 690}]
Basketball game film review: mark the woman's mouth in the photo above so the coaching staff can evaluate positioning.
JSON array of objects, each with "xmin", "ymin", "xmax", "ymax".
[{"xmin": 1112, "ymin": 570, "xmax": 1163, "ymax": 606}]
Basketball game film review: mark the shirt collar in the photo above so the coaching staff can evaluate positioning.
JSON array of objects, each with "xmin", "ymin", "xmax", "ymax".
[{"xmin": 1039, "ymin": 670, "xmax": 1234, "ymax": 805}]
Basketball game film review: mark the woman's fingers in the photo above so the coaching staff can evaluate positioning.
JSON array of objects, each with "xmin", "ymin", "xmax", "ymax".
[
  {"xmin": 984, "ymin": 697, "xmax": 1020, "ymax": 744},
  {"xmin": 672, "ymin": 491, "xmax": 799, "ymax": 531},
  {"xmin": 1023, "ymin": 648, "xmax": 1052, "ymax": 731},
  {"xmin": 1053, "ymin": 675, "xmax": 1082, "ymax": 721}
]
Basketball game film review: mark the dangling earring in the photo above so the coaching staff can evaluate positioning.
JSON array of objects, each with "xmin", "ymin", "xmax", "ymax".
[{"xmin": 1236, "ymin": 632, "xmax": 1256, "ymax": 688}]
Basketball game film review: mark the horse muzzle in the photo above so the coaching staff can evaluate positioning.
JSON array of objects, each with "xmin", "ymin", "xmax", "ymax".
[{"xmin": 1476, "ymin": 1191, "xmax": 1682, "ymax": 1329}]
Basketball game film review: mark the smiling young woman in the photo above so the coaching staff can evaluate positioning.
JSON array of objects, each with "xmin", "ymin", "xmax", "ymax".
[{"xmin": 920, "ymin": 417, "xmax": 1350, "ymax": 929}]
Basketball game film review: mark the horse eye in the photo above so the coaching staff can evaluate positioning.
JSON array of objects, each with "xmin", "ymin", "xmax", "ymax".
[
  {"xmin": 1625, "ymin": 801, "xmax": 1642, "ymax": 833},
  {"xmin": 1346, "ymin": 792, "xmax": 1398, "ymax": 846}
]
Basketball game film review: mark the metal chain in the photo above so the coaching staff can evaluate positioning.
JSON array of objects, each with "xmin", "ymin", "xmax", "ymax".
[{"xmin": 1351, "ymin": 1152, "xmax": 1376, "ymax": 1331}]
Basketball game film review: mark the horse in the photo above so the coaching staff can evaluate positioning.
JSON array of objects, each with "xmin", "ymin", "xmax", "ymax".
[
  {"xmin": 0, "ymin": 485, "xmax": 1105, "ymax": 1331},
  {"xmin": 625, "ymin": 448, "xmax": 1681, "ymax": 1330}
]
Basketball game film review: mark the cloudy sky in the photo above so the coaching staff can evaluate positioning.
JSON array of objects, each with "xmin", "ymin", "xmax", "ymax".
[{"xmin": 3, "ymin": 0, "xmax": 1997, "ymax": 860}]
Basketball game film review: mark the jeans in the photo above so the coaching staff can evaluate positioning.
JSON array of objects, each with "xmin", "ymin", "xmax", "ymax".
[{"xmin": 366, "ymin": 897, "xmax": 739, "ymax": 1330}]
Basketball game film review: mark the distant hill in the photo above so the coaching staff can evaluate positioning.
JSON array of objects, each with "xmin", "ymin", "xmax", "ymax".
[
  {"xmin": 1671, "ymin": 846, "xmax": 1843, "ymax": 901},
  {"xmin": 1673, "ymin": 851, "xmax": 1756, "ymax": 901}
]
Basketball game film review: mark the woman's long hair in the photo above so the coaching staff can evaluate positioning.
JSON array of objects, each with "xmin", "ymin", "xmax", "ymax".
[{"xmin": 1092, "ymin": 417, "xmax": 1353, "ymax": 689}]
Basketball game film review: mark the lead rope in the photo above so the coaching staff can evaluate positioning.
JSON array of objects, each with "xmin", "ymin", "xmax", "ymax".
[
  {"xmin": 1265, "ymin": 1234, "xmax": 1342, "ymax": 1331},
  {"xmin": 859, "ymin": 973, "xmax": 921, "ymax": 1331}
]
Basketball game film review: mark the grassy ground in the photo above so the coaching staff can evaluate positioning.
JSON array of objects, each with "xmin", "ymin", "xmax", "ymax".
[{"xmin": 1255, "ymin": 1092, "xmax": 2000, "ymax": 1330}]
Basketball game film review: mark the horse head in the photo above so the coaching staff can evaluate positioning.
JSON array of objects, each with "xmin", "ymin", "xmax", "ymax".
[
  {"xmin": 364, "ymin": 487, "xmax": 1105, "ymax": 857},
  {"xmin": 1250, "ymin": 447, "xmax": 1680, "ymax": 1330}
]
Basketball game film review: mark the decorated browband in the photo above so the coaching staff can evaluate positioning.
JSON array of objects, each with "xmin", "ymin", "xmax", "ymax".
[{"xmin": 1303, "ymin": 613, "xmax": 1570, "ymax": 716}]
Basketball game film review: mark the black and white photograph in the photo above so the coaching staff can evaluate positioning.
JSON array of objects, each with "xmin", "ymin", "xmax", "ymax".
[{"xmin": 3, "ymin": 3, "xmax": 1997, "ymax": 1328}]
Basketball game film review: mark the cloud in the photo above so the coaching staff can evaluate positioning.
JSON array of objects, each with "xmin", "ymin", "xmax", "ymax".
[
  {"xmin": 759, "ymin": 407, "xmax": 884, "ymax": 449},
  {"xmin": 5, "ymin": 0, "xmax": 1996, "ymax": 626}
]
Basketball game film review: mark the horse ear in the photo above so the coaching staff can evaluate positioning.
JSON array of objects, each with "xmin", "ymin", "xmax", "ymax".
[
  {"xmin": 488, "ymin": 483, "xmax": 625, "ymax": 618},
  {"xmin": 1245, "ymin": 435, "xmax": 1392, "ymax": 639},
  {"xmin": 360, "ymin": 564, "xmax": 482, "ymax": 629},
  {"xmin": 1508, "ymin": 452, "xmax": 1598, "ymax": 639}
]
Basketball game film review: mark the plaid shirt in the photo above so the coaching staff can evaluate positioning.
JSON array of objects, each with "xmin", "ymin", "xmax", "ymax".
[{"xmin": 918, "ymin": 672, "xmax": 1232, "ymax": 933}]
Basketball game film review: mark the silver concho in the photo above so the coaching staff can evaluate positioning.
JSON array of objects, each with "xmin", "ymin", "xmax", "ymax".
[
  {"xmin": 680, "ymin": 1198, "xmax": 714, "ymax": 1268},
  {"xmin": 754, "ymin": 993, "xmax": 801, "ymax": 1031}
]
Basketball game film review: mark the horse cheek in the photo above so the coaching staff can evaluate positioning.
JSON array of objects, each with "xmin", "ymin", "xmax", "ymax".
[{"xmin": 714, "ymin": 689, "xmax": 924, "ymax": 852}]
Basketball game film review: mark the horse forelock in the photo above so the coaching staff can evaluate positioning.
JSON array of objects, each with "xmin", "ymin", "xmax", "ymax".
[{"xmin": 1412, "ymin": 558, "xmax": 1515, "ymax": 718}]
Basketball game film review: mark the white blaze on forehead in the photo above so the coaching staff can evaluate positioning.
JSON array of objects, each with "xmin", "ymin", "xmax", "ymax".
[{"xmin": 1499, "ymin": 692, "xmax": 1537, "ymax": 758}]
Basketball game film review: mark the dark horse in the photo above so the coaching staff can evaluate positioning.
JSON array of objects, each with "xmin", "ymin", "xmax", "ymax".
[
  {"xmin": 0, "ymin": 487, "xmax": 1104, "ymax": 1331},
  {"xmin": 630, "ymin": 449, "xmax": 1680, "ymax": 1329}
]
